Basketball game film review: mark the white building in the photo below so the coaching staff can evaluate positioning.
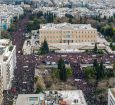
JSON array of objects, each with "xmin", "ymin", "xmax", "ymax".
[
  {"xmin": 15, "ymin": 90, "xmax": 87, "ymax": 105},
  {"xmin": 0, "ymin": 39, "xmax": 16, "ymax": 90},
  {"xmin": 0, "ymin": 4, "xmax": 24, "ymax": 30},
  {"xmin": 108, "ymin": 88, "xmax": 115, "ymax": 105},
  {"xmin": 0, "ymin": 76, "xmax": 3, "ymax": 105}
]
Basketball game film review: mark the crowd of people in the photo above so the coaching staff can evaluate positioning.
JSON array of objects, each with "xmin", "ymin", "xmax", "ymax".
[
  {"xmin": 33, "ymin": 53, "xmax": 114, "ymax": 105},
  {"xmin": 3, "ymin": 11, "xmax": 115, "ymax": 105}
]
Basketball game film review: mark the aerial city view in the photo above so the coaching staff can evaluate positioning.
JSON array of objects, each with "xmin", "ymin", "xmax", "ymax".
[{"xmin": 0, "ymin": 0, "xmax": 115, "ymax": 105}]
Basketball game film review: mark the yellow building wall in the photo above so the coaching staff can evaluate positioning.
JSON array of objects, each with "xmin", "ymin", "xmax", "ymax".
[{"xmin": 39, "ymin": 29, "xmax": 97, "ymax": 44}]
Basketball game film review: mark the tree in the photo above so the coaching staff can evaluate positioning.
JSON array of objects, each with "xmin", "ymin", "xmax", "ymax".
[
  {"xmin": 58, "ymin": 57, "xmax": 65, "ymax": 70},
  {"xmin": 94, "ymin": 43, "xmax": 98, "ymax": 53},
  {"xmin": 1, "ymin": 30, "xmax": 10, "ymax": 39},
  {"xmin": 80, "ymin": 16, "xmax": 83, "ymax": 23},
  {"xmin": 26, "ymin": 21, "xmax": 33, "ymax": 32},
  {"xmin": 66, "ymin": 67, "xmax": 72, "ymax": 77},
  {"xmin": 36, "ymin": 76, "xmax": 45, "ymax": 93},
  {"xmin": 13, "ymin": 16, "xmax": 18, "ymax": 23},
  {"xmin": 33, "ymin": 18, "xmax": 40, "ymax": 29},
  {"xmin": 34, "ymin": 76, "xmax": 38, "ymax": 83},
  {"xmin": 8, "ymin": 24, "xmax": 15, "ymax": 32},
  {"xmin": 39, "ymin": 16, "xmax": 47, "ymax": 24},
  {"xmin": 65, "ymin": 14, "xmax": 73, "ymax": 19},
  {"xmin": 109, "ymin": 43, "xmax": 115, "ymax": 51},
  {"xmin": 93, "ymin": 59, "xmax": 98, "ymax": 69},
  {"xmin": 99, "ymin": 61, "xmax": 105, "ymax": 79},
  {"xmin": 110, "ymin": 43, "xmax": 113, "ymax": 48},
  {"xmin": 84, "ymin": 67, "xmax": 96, "ymax": 80},
  {"xmin": 93, "ymin": 59, "xmax": 105, "ymax": 80},
  {"xmin": 113, "ymin": 63, "xmax": 115, "ymax": 70},
  {"xmin": 103, "ymin": 16, "xmax": 107, "ymax": 20},
  {"xmin": 40, "ymin": 40, "xmax": 49, "ymax": 54},
  {"xmin": 58, "ymin": 58, "xmax": 67, "ymax": 82},
  {"xmin": 93, "ymin": 59, "xmax": 100, "ymax": 81}
]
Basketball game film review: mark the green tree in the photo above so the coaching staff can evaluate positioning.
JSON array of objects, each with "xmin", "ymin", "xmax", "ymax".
[
  {"xmin": 8, "ymin": 23, "xmax": 15, "ymax": 32},
  {"xmin": 13, "ymin": 16, "xmax": 18, "ymax": 22},
  {"xmin": 40, "ymin": 40, "xmax": 49, "ymax": 54},
  {"xmin": 26, "ymin": 21, "xmax": 33, "ymax": 32},
  {"xmin": 58, "ymin": 58, "xmax": 67, "ymax": 82},
  {"xmin": 110, "ymin": 43, "xmax": 113, "ymax": 47},
  {"xmin": 113, "ymin": 63, "xmax": 115, "ymax": 70},
  {"xmin": 93, "ymin": 59, "xmax": 100, "ymax": 81},
  {"xmin": 99, "ymin": 61, "xmax": 105, "ymax": 78},
  {"xmin": 93, "ymin": 59, "xmax": 98, "ymax": 69},
  {"xmin": 66, "ymin": 67, "xmax": 72, "ymax": 77},
  {"xmin": 84, "ymin": 67, "xmax": 96, "ymax": 79},
  {"xmin": 94, "ymin": 43, "xmax": 98, "ymax": 53},
  {"xmin": 33, "ymin": 18, "xmax": 40, "ymax": 29},
  {"xmin": 34, "ymin": 76, "xmax": 38, "ymax": 83}
]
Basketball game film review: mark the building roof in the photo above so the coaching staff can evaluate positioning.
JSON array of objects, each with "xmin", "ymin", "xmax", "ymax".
[
  {"xmin": 16, "ymin": 90, "xmax": 87, "ymax": 105},
  {"xmin": 40, "ymin": 23, "xmax": 96, "ymax": 31},
  {"xmin": 0, "ymin": 39, "xmax": 14, "ymax": 63},
  {"xmin": 0, "ymin": 39, "xmax": 10, "ymax": 46}
]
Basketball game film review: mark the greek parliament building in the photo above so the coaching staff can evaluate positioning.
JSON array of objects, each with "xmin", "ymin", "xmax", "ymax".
[{"xmin": 39, "ymin": 23, "xmax": 97, "ymax": 45}]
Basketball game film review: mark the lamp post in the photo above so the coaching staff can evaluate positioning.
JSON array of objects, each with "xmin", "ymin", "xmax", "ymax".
[{"xmin": 0, "ymin": 16, "xmax": 1, "ymax": 39}]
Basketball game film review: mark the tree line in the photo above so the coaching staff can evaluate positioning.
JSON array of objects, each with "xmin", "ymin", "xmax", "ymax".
[{"xmin": 26, "ymin": 11, "xmax": 56, "ymax": 32}]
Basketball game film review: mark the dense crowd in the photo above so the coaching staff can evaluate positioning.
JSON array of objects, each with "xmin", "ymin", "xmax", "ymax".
[{"xmin": 3, "ymin": 11, "xmax": 115, "ymax": 105}]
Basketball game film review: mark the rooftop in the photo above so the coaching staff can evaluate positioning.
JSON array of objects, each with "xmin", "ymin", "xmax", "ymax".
[
  {"xmin": 40, "ymin": 23, "xmax": 96, "ymax": 30},
  {"xmin": 0, "ymin": 39, "xmax": 10, "ymax": 46},
  {"xmin": 16, "ymin": 90, "xmax": 87, "ymax": 105},
  {"xmin": 0, "ymin": 39, "xmax": 14, "ymax": 63}
]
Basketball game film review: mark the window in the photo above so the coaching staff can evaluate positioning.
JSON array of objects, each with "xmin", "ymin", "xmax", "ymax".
[
  {"xmin": 29, "ymin": 97, "xmax": 38, "ymax": 101},
  {"xmin": 66, "ymin": 32, "xmax": 72, "ymax": 38}
]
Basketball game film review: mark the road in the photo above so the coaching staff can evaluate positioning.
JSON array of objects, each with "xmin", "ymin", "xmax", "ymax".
[{"xmin": 3, "ymin": 12, "xmax": 35, "ymax": 105}]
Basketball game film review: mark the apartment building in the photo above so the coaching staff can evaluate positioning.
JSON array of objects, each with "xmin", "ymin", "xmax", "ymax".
[
  {"xmin": 108, "ymin": 88, "xmax": 115, "ymax": 105},
  {"xmin": 39, "ymin": 23, "xmax": 97, "ymax": 44},
  {"xmin": 0, "ymin": 4, "xmax": 24, "ymax": 30},
  {"xmin": 0, "ymin": 39, "xmax": 16, "ymax": 90},
  {"xmin": 0, "ymin": 76, "xmax": 3, "ymax": 105}
]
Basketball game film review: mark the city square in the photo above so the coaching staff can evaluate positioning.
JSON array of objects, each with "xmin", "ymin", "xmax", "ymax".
[{"xmin": 0, "ymin": 0, "xmax": 115, "ymax": 105}]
